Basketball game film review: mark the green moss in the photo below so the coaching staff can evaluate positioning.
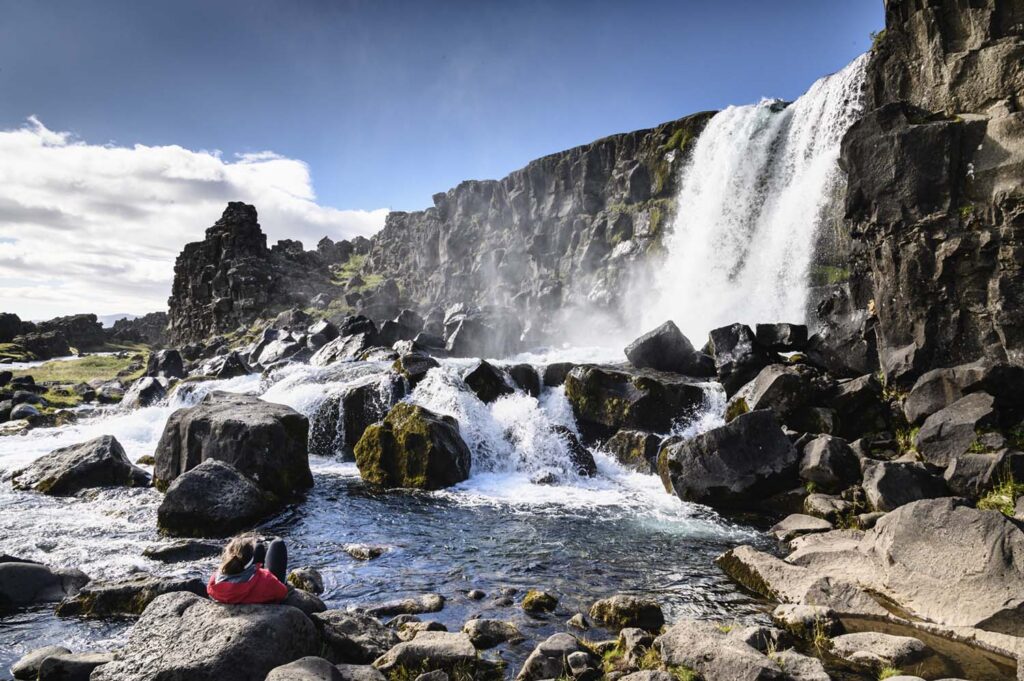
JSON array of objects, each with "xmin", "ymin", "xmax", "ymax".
[
  {"xmin": 809, "ymin": 264, "xmax": 851, "ymax": 287},
  {"xmin": 878, "ymin": 667, "xmax": 902, "ymax": 680},
  {"xmin": 12, "ymin": 352, "xmax": 148, "ymax": 385},
  {"xmin": 661, "ymin": 127, "xmax": 694, "ymax": 155},
  {"xmin": 0, "ymin": 342, "xmax": 32, "ymax": 362},
  {"xmin": 40, "ymin": 388, "xmax": 81, "ymax": 410},
  {"xmin": 668, "ymin": 665, "xmax": 699, "ymax": 681},
  {"xmin": 724, "ymin": 397, "xmax": 749, "ymax": 423},
  {"xmin": 522, "ymin": 589, "xmax": 558, "ymax": 613},
  {"xmin": 959, "ymin": 204, "xmax": 974, "ymax": 220}
]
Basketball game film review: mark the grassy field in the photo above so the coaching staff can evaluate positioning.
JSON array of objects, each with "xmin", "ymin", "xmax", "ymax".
[{"xmin": 9, "ymin": 343, "xmax": 150, "ymax": 411}]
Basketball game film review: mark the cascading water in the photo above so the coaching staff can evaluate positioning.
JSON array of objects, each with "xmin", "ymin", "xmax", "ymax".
[{"xmin": 643, "ymin": 54, "xmax": 868, "ymax": 341}]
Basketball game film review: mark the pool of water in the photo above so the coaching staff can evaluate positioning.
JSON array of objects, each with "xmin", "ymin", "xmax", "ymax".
[{"xmin": 0, "ymin": 352, "xmax": 774, "ymax": 673}]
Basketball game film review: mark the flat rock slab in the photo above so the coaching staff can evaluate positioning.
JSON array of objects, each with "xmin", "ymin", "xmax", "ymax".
[
  {"xmin": 56, "ymin": 574, "xmax": 207, "ymax": 618},
  {"xmin": 831, "ymin": 631, "xmax": 931, "ymax": 670},
  {"xmin": 769, "ymin": 514, "xmax": 833, "ymax": 541}
]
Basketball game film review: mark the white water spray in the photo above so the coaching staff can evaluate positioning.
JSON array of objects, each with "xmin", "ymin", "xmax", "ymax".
[{"xmin": 644, "ymin": 54, "xmax": 867, "ymax": 341}]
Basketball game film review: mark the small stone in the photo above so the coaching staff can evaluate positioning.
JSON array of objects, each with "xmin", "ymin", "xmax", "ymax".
[
  {"xmin": 345, "ymin": 544, "xmax": 385, "ymax": 561},
  {"xmin": 288, "ymin": 567, "xmax": 324, "ymax": 594},
  {"xmin": 467, "ymin": 589, "xmax": 485, "ymax": 600},
  {"xmin": 521, "ymin": 589, "xmax": 558, "ymax": 613},
  {"xmin": 567, "ymin": 613, "xmax": 590, "ymax": 630}
]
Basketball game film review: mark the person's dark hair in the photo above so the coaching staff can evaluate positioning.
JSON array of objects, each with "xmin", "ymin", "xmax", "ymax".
[{"xmin": 219, "ymin": 535, "xmax": 256, "ymax": 575}]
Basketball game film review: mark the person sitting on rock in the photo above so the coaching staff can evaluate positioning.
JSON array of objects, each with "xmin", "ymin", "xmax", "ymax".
[{"xmin": 207, "ymin": 535, "xmax": 289, "ymax": 604}]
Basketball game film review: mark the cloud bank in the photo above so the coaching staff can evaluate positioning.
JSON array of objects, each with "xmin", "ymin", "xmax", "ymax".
[{"xmin": 0, "ymin": 117, "xmax": 388, "ymax": 320}]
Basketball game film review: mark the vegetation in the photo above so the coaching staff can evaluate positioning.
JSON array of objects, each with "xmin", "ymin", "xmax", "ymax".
[
  {"xmin": 878, "ymin": 666, "xmax": 902, "ymax": 680},
  {"xmin": 809, "ymin": 264, "xmax": 850, "ymax": 287},
  {"xmin": 668, "ymin": 665, "xmax": 699, "ymax": 681},
  {"xmin": 636, "ymin": 646, "xmax": 662, "ymax": 671},
  {"xmin": 977, "ymin": 474, "xmax": 1024, "ymax": 517},
  {"xmin": 811, "ymin": 616, "xmax": 831, "ymax": 654},
  {"xmin": 0, "ymin": 342, "xmax": 32, "ymax": 362},
  {"xmin": 895, "ymin": 426, "xmax": 920, "ymax": 455},
  {"xmin": 11, "ymin": 349, "xmax": 147, "ymax": 385},
  {"xmin": 870, "ymin": 29, "xmax": 887, "ymax": 51}
]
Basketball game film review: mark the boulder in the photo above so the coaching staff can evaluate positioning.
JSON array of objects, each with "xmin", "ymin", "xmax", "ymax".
[
  {"xmin": 307, "ymin": 320, "xmax": 340, "ymax": 351},
  {"xmin": 311, "ymin": 333, "xmax": 376, "ymax": 367},
  {"xmin": 521, "ymin": 589, "xmax": 558, "ymax": 613},
  {"xmin": 142, "ymin": 539, "xmax": 221, "ymax": 563},
  {"xmin": 288, "ymin": 567, "xmax": 324, "ymax": 595},
  {"xmin": 266, "ymin": 657, "xmax": 346, "ymax": 681},
  {"xmin": 463, "ymin": 361, "xmax": 513, "ymax": 403},
  {"xmin": 37, "ymin": 652, "xmax": 113, "ymax": 681},
  {"xmin": 915, "ymin": 391, "xmax": 997, "ymax": 466},
  {"xmin": 212, "ymin": 351, "xmax": 252, "ymax": 379},
  {"xmin": 336, "ymin": 665, "xmax": 387, "ymax": 681},
  {"xmin": 91, "ymin": 592, "xmax": 319, "ymax": 681},
  {"xmin": 706, "ymin": 324, "xmax": 775, "ymax": 396},
  {"xmin": 9, "ymin": 403, "xmax": 39, "ymax": 420},
  {"xmin": 903, "ymin": 361, "xmax": 1024, "ymax": 426},
  {"xmin": 507, "ymin": 364, "xmax": 541, "ymax": 397},
  {"xmin": 944, "ymin": 451, "xmax": 1022, "ymax": 498},
  {"xmin": 862, "ymin": 461, "xmax": 947, "ymax": 512},
  {"xmin": 798, "ymin": 435, "xmax": 861, "ymax": 493},
  {"xmin": 770, "ymin": 604, "xmax": 843, "ymax": 638},
  {"xmin": 755, "ymin": 323, "xmax": 808, "ymax": 352},
  {"xmin": 830, "ymin": 632, "xmax": 930, "ymax": 672},
  {"xmin": 769, "ymin": 514, "xmax": 833, "ymax": 542},
  {"xmin": 121, "ymin": 377, "xmax": 168, "ymax": 409},
  {"xmin": 10, "ymin": 645, "xmax": 71, "ymax": 680},
  {"xmin": 258, "ymin": 338, "xmax": 306, "ymax": 366},
  {"xmin": 354, "ymin": 403, "xmax": 471, "ymax": 490},
  {"xmin": 658, "ymin": 410, "xmax": 798, "ymax": 509},
  {"xmin": 588, "ymin": 594, "xmax": 664, "ymax": 632},
  {"xmin": 55, "ymin": 574, "xmax": 206, "ymax": 617},
  {"xmin": 283, "ymin": 588, "xmax": 327, "ymax": 616},
  {"xmin": 802, "ymin": 493, "xmax": 854, "ymax": 523},
  {"xmin": 392, "ymin": 351, "xmax": 439, "ymax": 387},
  {"xmin": 727, "ymin": 363, "xmax": 829, "ymax": 427},
  {"xmin": 444, "ymin": 310, "xmax": 522, "ymax": 359},
  {"xmin": 372, "ymin": 632, "xmax": 480, "ymax": 676},
  {"xmin": 0, "ymin": 560, "xmax": 89, "ymax": 611},
  {"xmin": 11, "ymin": 435, "xmax": 149, "ymax": 495},
  {"xmin": 157, "ymin": 459, "xmax": 277, "ymax": 537},
  {"xmin": 767, "ymin": 649, "xmax": 828, "ymax": 681},
  {"xmin": 826, "ymin": 375, "xmax": 888, "ymax": 440},
  {"xmin": 461, "ymin": 618, "xmax": 522, "ymax": 648},
  {"xmin": 364, "ymin": 593, "xmax": 445, "ymax": 617},
  {"xmin": 655, "ymin": 619, "xmax": 783, "ymax": 681},
  {"xmin": 145, "ymin": 349, "xmax": 185, "ymax": 379},
  {"xmin": 542, "ymin": 362, "xmax": 575, "ymax": 387},
  {"xmin": 564, "ymin": 365, "xmax": 706, "ymax": 438},
  {"xmin": 516, "ymin": 633, "xmax": 591, "ymax": 681},
  {"xmin": 313, "ymin": 610, "xmax": 399, "ymax": 664},
  {"xmin": 154, "ymin": 391, "xmax": 311, "ymax": 499},
  {"xmin": 602, "ymin": 429, "xmax": 661, "ymax": 474},
  {"xmin": 624, "ymin": 320, "xmax": 710, "ymax": 376}
]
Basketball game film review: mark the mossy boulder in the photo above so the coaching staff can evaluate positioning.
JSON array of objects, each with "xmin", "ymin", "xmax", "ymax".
[
  {"xmin": 602, "ymin": 430, "xmax": 661, "ymax": 474},
  {"xmin": 354, "ymin": 402, "xmax": 471, "ymax": 490},
  {"xmin": 522, "ymin": 590, "xmax": 558, "ymax": 613},
  {"xmin": 564, "ymin": 365, "xmax": 706, "ymax": 439},
  {"xmin": 589, "ymin": 594, "xmax": 665, "ymax": 632}
]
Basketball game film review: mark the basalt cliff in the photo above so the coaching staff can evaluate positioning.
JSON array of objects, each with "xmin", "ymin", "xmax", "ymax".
[{"xmin": 165, "ymin": 0, "xmax": 1024, "ymax": 389}]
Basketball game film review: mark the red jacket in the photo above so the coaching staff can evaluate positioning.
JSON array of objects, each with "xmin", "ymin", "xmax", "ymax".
[{"xmin": 207, "ymin": 564, "xmax": 288, "ymax": 604}]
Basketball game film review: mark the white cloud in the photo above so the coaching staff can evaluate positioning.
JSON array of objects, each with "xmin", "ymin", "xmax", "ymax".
[{"xmin": 0, "ymin": 117, "xmax": 388, "ymax": 320}]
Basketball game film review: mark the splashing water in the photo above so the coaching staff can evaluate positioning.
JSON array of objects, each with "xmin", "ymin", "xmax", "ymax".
[{"xmin": 644, "ymin": 54, "xmax": 868, "ymax": 341}]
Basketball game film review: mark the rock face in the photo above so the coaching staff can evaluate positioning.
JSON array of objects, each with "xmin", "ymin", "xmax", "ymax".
[
  {"xmin": 354, "ymin": 402, "xmax": 471, "ymax": 489},
  {"xmin": 154, "ymin": 391, "xmax": 311, "ymax": 499},
  {"xmin": 11, "ymin": 435, "xmax": 150, "ymax": 495},
  {"xmin": 166, "ymin": 203, "xmax": 337, "ymax": 345},
  {"xmin": 826, "ymin": 0, "xmax": 1024, "ymax": 380},
  {"xmin": 564, "ymin": 365, "xmax": 707, "ymax": 438},
  {"xmin": 91, "ymin": 591, "xmax": 319, "ymax": 681},
  {"xmin": 658, "ymin": 410, "xmax": 798, "ymax": 508},
  {"xmin": 157, "ymin": 459, "xmax": 277, "ymax": 537},
  {"xmin": 365, "ymin": 114, "xmax": 713, "ymax": 339}
]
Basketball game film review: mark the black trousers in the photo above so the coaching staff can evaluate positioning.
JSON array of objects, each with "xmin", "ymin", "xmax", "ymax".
[{"xmin": 253, "ymin": 538, "xmax": 287, "ymax": 583}]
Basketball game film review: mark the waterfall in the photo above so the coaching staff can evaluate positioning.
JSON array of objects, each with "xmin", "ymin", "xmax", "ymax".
[{"xmin": 643, "ymin": 54, "xmax": 868, "ymax": 342}]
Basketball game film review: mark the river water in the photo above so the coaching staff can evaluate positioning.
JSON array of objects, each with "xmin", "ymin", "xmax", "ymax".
[{"xmin": 0, "ymin": 350, "xmax": 774, "ymax": 672}]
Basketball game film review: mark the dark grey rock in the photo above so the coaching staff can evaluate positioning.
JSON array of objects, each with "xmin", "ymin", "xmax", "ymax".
[
  {"xmin": 11, "ymin": 435, "xmax": 149, "ymax": 495},
  {"xmin": 157, "ymin": 459, "xmax": 277, "ymax": 537}
]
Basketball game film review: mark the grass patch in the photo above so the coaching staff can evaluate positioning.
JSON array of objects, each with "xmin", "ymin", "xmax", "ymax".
[
  {"xmin": 870, "ymin": 29, "xmax": 887, "ymax": 51},
  {"xmin": 13, "ymin": 353, "xmax": 146, "ymax": 385},
  {"xmin": 977, "ymin": 474, "xmax": 1024, "ymax": 517},
  {"xmin": 602, "ymin": 645, "xmax": 624, "ymax": 673},
  {"xmin": 895, "ymin": 426, "xmax": 919, "ymax": 455},
  {"xmin": 637, "ymin": 646, "xmax": 662, "ymax": 670},
  {"xmin": 878, "ymin": 666, "xmax": 902, "ymax": 680},
  {"xmin": 0, "ymin": 342, "xmax": 33, "ymax": 362}
]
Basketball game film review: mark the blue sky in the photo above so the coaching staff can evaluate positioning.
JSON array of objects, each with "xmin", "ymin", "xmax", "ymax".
[{"xmin": 0, "ymin": 0, "xmax": 882, "ymax": 213}]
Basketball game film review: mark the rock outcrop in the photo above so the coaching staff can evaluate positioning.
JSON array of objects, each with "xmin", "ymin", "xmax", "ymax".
[{"xmin": 824, "ymin": 0, "xmax": 1024, "ymax": 381}]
